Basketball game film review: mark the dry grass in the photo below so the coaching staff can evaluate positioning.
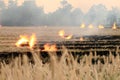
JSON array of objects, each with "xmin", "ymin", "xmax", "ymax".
[
  {"xmin": 0, "ymin": 26, "xmax": 120, "ymax": 52},
  {"xmin": 0, "ymin": 47, "xmax": 120, "ymax": 80},
  {"xmin": 0, "ymin": 27, "xmax": 120, "ymax": 80}
]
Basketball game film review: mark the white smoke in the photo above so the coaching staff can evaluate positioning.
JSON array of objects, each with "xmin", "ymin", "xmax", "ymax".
[
  {"xmin": 3, "ymin": 0, "xmax": 9, "ymax": 7},
  {"xmin": 17, "ymin": 0, "xmax": 24, "ymax": 6}
]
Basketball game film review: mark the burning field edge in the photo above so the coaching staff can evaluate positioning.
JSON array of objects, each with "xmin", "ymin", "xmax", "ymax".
[{"xmin": 0, "ymin": 26, "xmax": 120, "ymax": 80}]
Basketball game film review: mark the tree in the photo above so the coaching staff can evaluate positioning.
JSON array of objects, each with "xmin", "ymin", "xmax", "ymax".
[{"xmin": 84, "ymin": 4, "xmax": 107, "ymax": 26}]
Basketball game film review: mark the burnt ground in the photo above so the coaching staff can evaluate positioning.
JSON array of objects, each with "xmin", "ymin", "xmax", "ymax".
[{"xmin": 0, "ymin": 35, "xmax": 120, "ymax": 64}]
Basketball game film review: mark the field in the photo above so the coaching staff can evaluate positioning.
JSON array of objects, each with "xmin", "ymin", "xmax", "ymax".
[
  {"xmin": 0, "ymin": 26, "xmax": 120, "ymax": 80},
  {"xmin": 0, "ymin": 26, "xmax": 120, "ymax": 52}
]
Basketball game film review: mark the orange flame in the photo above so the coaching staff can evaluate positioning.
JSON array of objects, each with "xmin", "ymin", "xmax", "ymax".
[
  {"xmin": 80, "ymin": 23, "xmax": 85, "ymax": 28},
  {"xmin": 16, "ymin": 33, "xmax": 36, "ymax": 49},
  {"xmin": 112, "ymin": 22, "xmax": 117, "ymax": 30},
  {"xmin": 16, "ymin": 35, "xmax": 29, "ymax": 47},
  {"xmin": 88, "ymin": 24, "xmax": 94, "ymax": 29},
  {"xmin": 58, "ymin": 30, "xmax": 65, "ymax": 38},
  {"xmin": 58, "ymin": 30, "xmax": 72, "ymax": 40},
  {"xmin": 98, "ymin": 25, "xmax": 104, "ymax": 29},
  {"xmin": 29, "ymin": 34, "xmax": 36, "ymax": 49},
  {"xmin": 43, "ymin": 43, "xmax": 57, "ymax": 51},
  {"xmin": 65, "ymin": 35, "xmax": 73, "ymax": 40}
]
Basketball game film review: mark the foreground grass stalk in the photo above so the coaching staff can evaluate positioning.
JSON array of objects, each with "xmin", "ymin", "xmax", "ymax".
[{"xmin": 0, "ymin": 47, "xmax": 120, "ymax": 80}]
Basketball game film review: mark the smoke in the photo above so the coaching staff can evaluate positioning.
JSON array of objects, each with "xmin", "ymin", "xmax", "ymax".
[
  {"xmin": 83, "ymin": 4, "xmax": 108, "ymax": 26},
  {"xmin": 0, "ymin": 0, "xmax": 120, "ymax": 26},
  {"xmin": 3, "ymin": 0, "xmax": 9, "ymax": 7},
  {"xmin": 17, "ymin": 0, "xmax": 24, "ymax": 6}
]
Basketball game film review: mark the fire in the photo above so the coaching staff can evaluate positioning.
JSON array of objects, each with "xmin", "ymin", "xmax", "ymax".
[
  {"xmin": 29, "ymin": 34, "xmax": 36, "ymax": 49},
  {"xmin": 65, "ymin": 35, "xmax": 73, "ymax": 40},
  {"xmin": 43, "ymin": 43, "xmax": 57, "ymax": 51},
  {"xmin": 80, "ymin": 23, "xmax": 85, "ymax": 28},
  {"xmin": 58, "ymin": 30, "xmax": 72, "ymax": 40},
  {"xmin": 16, "ymin": 35, "xmax": 29, "ymax": 47},
  {"xmin": 112, "ymin": 22, "xmax": 117, "ymax": 30},
  {"xmin": 98, "ymin": 25, "xmax": 104, "ymax": 29},
  {"xmin": 88, "ymin": 24, "xmax": 94, "ymax": 29},
  {"xmin": 58, "ymin": 30, "xmax": 65, "ymax": 38},
  {"xmin": 16, "ymin": 33, "xmax": 36, "ymax": 49}
]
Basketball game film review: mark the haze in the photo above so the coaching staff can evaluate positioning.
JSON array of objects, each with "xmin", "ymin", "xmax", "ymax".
[
  {"xmin": 0, "ymin": 0, "xmax": 120, "ymax": 26},
  {"xmin": 3, "ymin": 0, "xmax": 120, "ymax": 13}
]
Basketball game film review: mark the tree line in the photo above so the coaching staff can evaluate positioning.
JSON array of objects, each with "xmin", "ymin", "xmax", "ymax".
[{"xmin": 0, "ymin": 0, "xmax": 120, "ymax": 27}]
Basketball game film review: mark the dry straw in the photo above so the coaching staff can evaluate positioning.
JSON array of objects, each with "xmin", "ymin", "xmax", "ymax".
[{"xmin": 0, "ymin": 46, "xmax": 120, "ymax": 80}]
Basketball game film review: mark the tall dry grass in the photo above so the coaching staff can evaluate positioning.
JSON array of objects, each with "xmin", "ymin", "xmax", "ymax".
[{"xmin": 0, "ymin": 46, "xmax": 120, "ymax": 80}]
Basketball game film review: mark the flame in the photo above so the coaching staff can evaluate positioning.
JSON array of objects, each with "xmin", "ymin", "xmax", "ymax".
[
  {"xmin": 98, "ymin": 25, "xmax": 104, "ymax": 29},
  {"xmin": 16, "ymin": 33, "xmax": 36, "ymax": 49},
  {"xmin": 58, "ymin": 30, "xmax": 72, "ymax": 40},
  {"xmin": 80, "ymin": 23, "xmax": 85, "ymax": 28},
  {"xmin": 65, "ymin": 35, "xmax": 73, "ymax": 40},
  {"xmin": 88, "ymin": 24, "xmax": 93, "ymax": 29},
  {"xmin": 29, "ymin": 34, "xmax": 36, "ymax": 49},
  {"xmin": 16, "ymin": 35, "xmax": 29, "ymax": 47},
  {"xmin": 43, "ymin": 43, "xmax": 57, "ymax": 51},
  {"xmin": 58, "ymin": 30, "xmax": 65, "ymax": 38},
  {"xmin": 112, "ymin": 22, "xmax": 117, "ymax": 30}
]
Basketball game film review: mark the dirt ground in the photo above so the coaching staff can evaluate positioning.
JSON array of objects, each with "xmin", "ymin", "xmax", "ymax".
[{"xmin": 0, "ymin": 26, "xmax": 120, "ymax": 52}]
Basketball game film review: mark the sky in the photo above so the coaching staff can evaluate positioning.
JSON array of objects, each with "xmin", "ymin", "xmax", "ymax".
[{"xmin": 3, "ymin": 0, "xmax": 120, "ymax": 13}]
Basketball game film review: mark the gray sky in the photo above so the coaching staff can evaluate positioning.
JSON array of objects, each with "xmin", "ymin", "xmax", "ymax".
[{"xmin": 3, "ymin": 0, "xmax": 120, "ymax": 13}]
